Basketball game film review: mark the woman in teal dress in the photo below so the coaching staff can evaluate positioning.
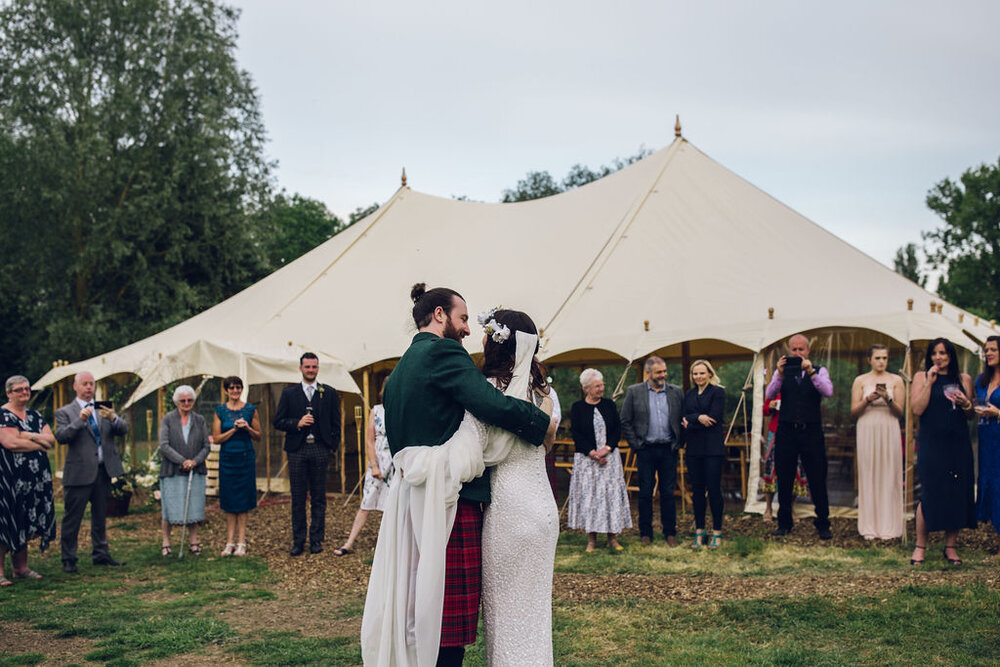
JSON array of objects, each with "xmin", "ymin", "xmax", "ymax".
[
  {"xmin": 975, "ymin": 335, "xmax": 1000, "ymax": 560},
  {"xmin": 212, "ymin": 376, "xmax": 261, "ymax": 557}
]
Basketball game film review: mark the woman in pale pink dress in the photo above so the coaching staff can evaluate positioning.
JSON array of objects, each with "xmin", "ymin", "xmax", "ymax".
[{"xmin": 850, "ymin": 344, "xmax": 905, "ymax": 539}]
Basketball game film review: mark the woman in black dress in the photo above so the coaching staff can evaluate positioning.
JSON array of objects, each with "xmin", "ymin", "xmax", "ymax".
[
  {"xmin": 0, "ymin": 375, "xmax": 56, "ymax": 585},
  {"xmin": 681, "ymin": 360, "xmax": 727, "ymax": 549},
  {"xmin": 910, "ymin": 338, "xmax": 976, "ymax": 565}
]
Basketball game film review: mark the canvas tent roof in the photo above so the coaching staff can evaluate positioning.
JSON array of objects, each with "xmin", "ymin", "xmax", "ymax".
[{"xmin": 34, "ymin": 136, "xmax": 993, "ymax": 402}]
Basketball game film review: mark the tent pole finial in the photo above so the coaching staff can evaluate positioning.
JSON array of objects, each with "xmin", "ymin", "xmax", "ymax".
[
  {"xmin": 674, "ymin": 115, "xmax": 682, "ymax": 138},
  {"xmin": 768, "ymin": 307, "xmax": 774, "ymax": 320},
  {"xmin": 907, "ymin": 298, "xmax": 913, "ymax": 311},
  {"xmin": 401, "ymin": 167, "xmax": 407, "ymax": 187}
]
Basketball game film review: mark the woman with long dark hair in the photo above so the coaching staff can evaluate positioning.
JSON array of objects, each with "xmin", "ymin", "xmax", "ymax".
[
  {"xmin": 478, "ymin": 307, "xmax": 558, "ymax": 666},
  {"xmin": 909, "ymin": 338, "xmax": 976, "ymax": 565},
  {"xmin": 974, "ymin": 335, "xmax": 1000, "ymax": 560}
]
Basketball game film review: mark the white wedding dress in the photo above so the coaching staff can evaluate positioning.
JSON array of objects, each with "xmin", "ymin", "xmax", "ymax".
[
  {"xmin": 481, "ymin": 376, "xmax": 559, "ymax": 665},
  {"xmin": 361, "ymin": 331, "xmax": 553, "ymax": 667}
]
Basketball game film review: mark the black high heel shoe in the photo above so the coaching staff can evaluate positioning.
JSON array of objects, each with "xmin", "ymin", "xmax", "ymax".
[
  {"xmin": 942, "ymin": 546, "xmax": 962, "ymax": 565},
  {"xmin": 909, "ymin": 544, "xmax": 926, "ymax": 565}
]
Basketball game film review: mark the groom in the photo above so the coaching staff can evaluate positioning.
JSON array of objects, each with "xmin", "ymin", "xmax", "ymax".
[{"xmin": 383, "ymin": 283, "xmax": 552, "ymax": 666}]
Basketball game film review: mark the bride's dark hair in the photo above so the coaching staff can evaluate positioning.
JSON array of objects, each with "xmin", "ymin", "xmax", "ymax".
[{"xmin": 480, "ymin": 309, "xmax": 549, "ymax": 395}]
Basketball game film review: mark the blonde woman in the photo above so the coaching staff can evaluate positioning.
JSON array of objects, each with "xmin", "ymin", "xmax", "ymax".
[{"xmin": 681, "ymin": 360, "xmax": 727, "ymax": 548}]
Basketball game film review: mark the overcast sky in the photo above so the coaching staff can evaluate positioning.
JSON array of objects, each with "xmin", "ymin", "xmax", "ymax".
[{"xmin": 232, "ymin": 0, "xmax": 1000, "ymax": 273}]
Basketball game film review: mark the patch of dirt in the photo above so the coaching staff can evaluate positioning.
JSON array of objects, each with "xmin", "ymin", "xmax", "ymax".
[
  {"xmin": 14, "ymin": 493, "xmax": 1000, "ymax": 664},
  {"xmin": 553, "ymin": 569, "xmax": 998, "ymax": 604},
  {"xmin": 0, "ymin": 621, "xmax": 96, "ymax": 666}
]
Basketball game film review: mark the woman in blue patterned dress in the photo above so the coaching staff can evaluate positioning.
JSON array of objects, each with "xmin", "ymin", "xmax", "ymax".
[
  {"xmin": 334, "ymin": 384, "xmax": 394, "ymax": 556},
  {"xmin": 975, "ymin": 335, "xmax": 1000, "ymax": 561},
  {"xmin": 0, "ymin": 375, "xmax": 56, "ymax": 585},
  {"xmin": 212, "ymin": 376, "xmax": 261, "ymax": 557}
]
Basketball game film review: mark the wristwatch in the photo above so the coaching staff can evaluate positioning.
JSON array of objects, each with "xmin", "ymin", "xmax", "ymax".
[{"xmin": 886, "ymin": 397, "xmax": 893, "ymax": 405}]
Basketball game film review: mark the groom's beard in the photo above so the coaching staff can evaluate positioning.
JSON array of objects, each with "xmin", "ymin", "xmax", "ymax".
[{"xmin": 443, "ymin": 318, "xmax": 465, "ymax": 343}]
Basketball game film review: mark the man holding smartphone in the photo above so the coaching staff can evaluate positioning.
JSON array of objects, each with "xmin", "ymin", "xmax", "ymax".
[
  {"xmin": 55, "ymin": 371, "xmax": 128, "ymax": 572},
  {"xmin": 274, "ymin": 353, "xmax": 341, "ymax": 556},
  {"xmin": 765, "ymin": 334, "xmax": 834, "ymax": 540}
]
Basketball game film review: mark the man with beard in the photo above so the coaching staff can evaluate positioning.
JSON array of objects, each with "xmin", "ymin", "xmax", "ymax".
[{"xmin": 373, "ymin": 283, "xmax": 552, "ymax": 666}]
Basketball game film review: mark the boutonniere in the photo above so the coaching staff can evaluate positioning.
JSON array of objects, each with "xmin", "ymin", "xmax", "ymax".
[{"xmin": 317, "ymin": 385, "xmax": 325, "ymax": 398}]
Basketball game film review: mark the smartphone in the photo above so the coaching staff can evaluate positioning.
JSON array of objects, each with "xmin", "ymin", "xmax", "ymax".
[
  {"xmin": 784, "ymin": 356, "xmax": 802, "ymax": 376},
  {"xmin": 94, "ymin": 400, "xmax": 113, "ymax": 410},
  {"xmin": 876, "ymin": 383, "xmax": 886, "ymax": 392}
]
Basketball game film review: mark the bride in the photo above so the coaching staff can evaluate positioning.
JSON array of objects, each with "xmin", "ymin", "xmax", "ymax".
[
  {"xmin": 479, "ymin": 308, "xmax": 559, "ymax": 666},
  {"xmin": 361, "ymin": 309, "xmax": 556, "ymax": 667}
]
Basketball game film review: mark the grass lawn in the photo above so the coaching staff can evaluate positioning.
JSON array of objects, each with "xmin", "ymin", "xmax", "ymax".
[{"xmin": 2, "ymin": 502, "xmax": 999, "ymax": 665}]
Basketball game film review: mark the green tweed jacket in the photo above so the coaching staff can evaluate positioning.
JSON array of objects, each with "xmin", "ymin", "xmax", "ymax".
[{"xmin": 384, "ymin": 332, "xmax": 550, "ymax": 503}]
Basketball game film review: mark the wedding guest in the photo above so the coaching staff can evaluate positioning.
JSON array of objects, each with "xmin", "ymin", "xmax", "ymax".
[
  {"xmin": 621, "ymin": 356, "xmax": 683, "ymax": 546},
  {"xmin": 213, "ymin": 376, "xmax": 261, "ymax": 557},
  {"xmin": 765, "ymin": 334, "xmax": 834, "ymax": 540},
  {"xmin": 850, "ymin": 345, "xmax": 905, "ymax": 539},
  {"xmin": 974, "ymin": 335, "xmax": 1000, "ymax": 560},
  {"xmin": 759, "ymin": 391, "xmax": 809, "ymax": 522},
  {"xmin": 334, "ymin": 384, "xmax": 393, "ymax": 557},
  {"xmin": 55, "ymin": 371, "xmax": 128, "ymax": 572},
  {"xmin": 681, "ymin": 360, "xmax": 726, "ymax": 549},
  {"xmin": 567, "ymin": 369, "xmax": 632, "ymax": 552},
  {"xmin": 158, "ymin": 385, "xmax": 210, "ymax": 556},
  {"xmin": 0, "ymin": 376, "xmax": 56, "ymax": 585},
  {"xmin": 273, "ymin": 353, "xmax": 341, "ymax": 556},
  {"xmin": 909, "ymin": 338, "xmax": 976, "ymax": 565}
]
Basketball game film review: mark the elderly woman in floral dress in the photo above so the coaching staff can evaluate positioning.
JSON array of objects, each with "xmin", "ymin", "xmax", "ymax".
[
  {"xmin": 567, "ymin": 368, "xmax": 632, "ymax": 552},
  {"xmin": 0, "ymin": 375, "xmax": 56, "ymax": 585}
]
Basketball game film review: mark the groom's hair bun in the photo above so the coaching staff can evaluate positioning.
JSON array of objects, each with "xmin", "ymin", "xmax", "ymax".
[{"xmin": 410, "ymin": 283, "xmax": 464, "ymax": 328}]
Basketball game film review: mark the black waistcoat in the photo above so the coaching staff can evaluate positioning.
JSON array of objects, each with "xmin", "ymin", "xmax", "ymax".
[{"xmin": 778, "ymin": 371, "xmax": 823, "ymax": 424}]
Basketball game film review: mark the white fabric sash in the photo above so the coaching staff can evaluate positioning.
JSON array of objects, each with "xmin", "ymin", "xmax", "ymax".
[{"xmin": 361, "ymin": 331, "xmax": 537, "ymax": 666}]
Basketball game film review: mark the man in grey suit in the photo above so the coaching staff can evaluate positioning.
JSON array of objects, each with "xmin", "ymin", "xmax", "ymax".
[
  {"xmin": 55, "ymin": 371, "xmax": 128, "ymax": 572},
  {"xmin": 620, "ymin": 356, "xmax": 683, "ymax": 546}
]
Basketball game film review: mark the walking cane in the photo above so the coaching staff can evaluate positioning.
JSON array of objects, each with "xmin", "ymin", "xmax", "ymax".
[{"xmin": 178, "ymin": 468, "xmax": 194, "ymax": 559}]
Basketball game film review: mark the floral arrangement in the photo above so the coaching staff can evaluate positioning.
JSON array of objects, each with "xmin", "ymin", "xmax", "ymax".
[
  {"xmin": 110, "ymin": 450, "xmax": 159, "ymax": 499},
  {"xmin": 477, "ymin": 305, "xmax": 510, "ymax": 344}
]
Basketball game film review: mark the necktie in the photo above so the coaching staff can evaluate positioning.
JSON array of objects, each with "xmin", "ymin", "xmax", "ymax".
[
  {"xmin": 306, "ymin": 386, "xmax": 315, "ymax": 402},
  {"xmin": 87, "ymin": 402, "xmax": 103, "ymax": 463}
]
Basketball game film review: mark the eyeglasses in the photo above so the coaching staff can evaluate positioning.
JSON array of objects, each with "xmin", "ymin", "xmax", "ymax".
[
  {"xmin": 226, "ymin": 386, "xmax": 243, "ymax": 391},
  {"xmin": 9, "ymin": 387, "xmax": 30, "ymax": 394},
  {"xmin": 178, "ymin": 398, "xmax": 194, "ymax": 404}
]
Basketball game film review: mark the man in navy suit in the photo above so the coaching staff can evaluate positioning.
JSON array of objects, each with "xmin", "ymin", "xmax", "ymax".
[
  {"xmin": 55, "ymin": 371, "xmax": 128, "ymax": 572},
  {"xmin": 274, "ymin": 353, "xmax": 341, "ymax": 555}
]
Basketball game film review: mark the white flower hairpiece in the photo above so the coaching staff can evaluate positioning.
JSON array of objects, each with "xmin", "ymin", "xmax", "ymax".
[
  {"xmin": 477, "ymin": 305, "xmax": 502, "ymax": 327},
  {"xmin": 484, "ymin": 319, "xmax": 511, "ymax": 344}
]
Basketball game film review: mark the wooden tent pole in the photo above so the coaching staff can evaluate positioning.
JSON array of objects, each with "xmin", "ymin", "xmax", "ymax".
[
  {"xmin": 360, "ymin": 369, "xmax": 371, "ymax": 484},
  {"xmin": 903, "ymin": 346, "xmax": 915, "ymax": 546},
  {"xmin": 264, "ymin": 384, "xmax": 272, "ymax": 494},
  {"xmin": 340, "ymin": 402, "xmax": 346, "ymax": 494}
]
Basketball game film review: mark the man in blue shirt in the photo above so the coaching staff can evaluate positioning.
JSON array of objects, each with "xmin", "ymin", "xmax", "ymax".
[{"xmin": 621, "ymin": 356, "xmax": 683, "ymax": 546}]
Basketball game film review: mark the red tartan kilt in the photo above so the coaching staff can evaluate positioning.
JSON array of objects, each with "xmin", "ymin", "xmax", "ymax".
[{"xmin": 440, "ymin": 499, "xmax": 483, "ymax": 647}]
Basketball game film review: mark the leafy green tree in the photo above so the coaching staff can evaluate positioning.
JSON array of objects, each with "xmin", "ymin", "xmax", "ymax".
[
  {"xmin": 892, "ymin": 243, "xmax": 926, "ymax": 287},
  {"xmin": 501, "ymin": 171, "xmax": 562, "ymax": 203},
  {"xmin": 0, "ymin": 0, "xmax": 273, "ymax": 378},
  {"xmin": 349, "ymin": 202, "xmax": 381, "ymax": 225},
  {"xmin": 500, "ymin": 147, "xmax": 652, "ymax": 202},
  {"xmin": 924, "ymin": 159, "xmax": 1000, "ymax": 321},
  {"xmin": 262, "ymin": 193, "xmax": 345, "ymax": 266}
]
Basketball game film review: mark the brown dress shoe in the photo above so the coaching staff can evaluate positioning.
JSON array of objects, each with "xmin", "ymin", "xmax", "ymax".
[
  {"xmin": 665, "ymin": 535, "xmax": 679, "ymax": 547},
  {"xmin": 641, "ymin": 536, "xmax": 652, "ymax": 546}
]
